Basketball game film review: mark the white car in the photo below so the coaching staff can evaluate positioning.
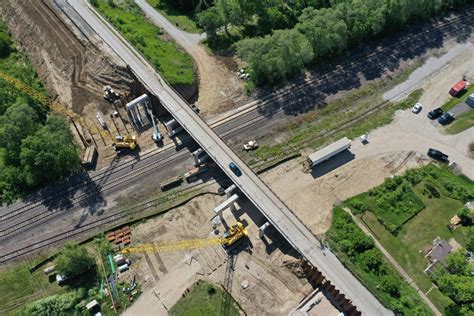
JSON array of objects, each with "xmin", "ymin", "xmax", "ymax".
[{"xmin": 411, "ymin": 103, "xmax": 422, "ymax": 114}]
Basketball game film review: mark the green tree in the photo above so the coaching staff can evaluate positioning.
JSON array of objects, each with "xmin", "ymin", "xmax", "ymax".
[
  {"xmin": 297, "ymin": 6, "xmax": 348, "ymax": 60},
  {"xmin": 380, "ymin": 274, "xmax": 401, "ymax": 297},
  {"xmin": 20, "ymin": 115, "xmax": 80, "ymax": 187},
  {"xmin": 359, "ymin": 248, "xmax": 383, "ymax": 274},
  {"xmin": 237, "ymin": 28, "xmax": 313, "ymax": 85},
  {"xmin": 56, "ymin": 243, "xmax": 96, "ymax": 278},
  {"xmin": 446, "ymin": 251, "xmax": 468, "ymax": 275}
]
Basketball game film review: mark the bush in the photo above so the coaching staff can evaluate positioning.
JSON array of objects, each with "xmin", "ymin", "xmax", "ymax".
[
  {"xmin": 56, "ymin": 243, "xmax": 96, "ymax": 279},
  {"xmin": 380, "ymin": 274, "xmax": 401, "ymax": 297}
]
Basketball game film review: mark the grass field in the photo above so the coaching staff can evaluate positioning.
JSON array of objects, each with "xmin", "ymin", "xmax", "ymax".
[
  {"xmin": 169, "ymin": 281, "xmax": 241, "ymax": 316},
  {"xmin": 347, "ymin": 176, "xmax": 425, "ymax": 234},
  {"xmin": 146, "ymin": 0, "xmax": 201, "ymax": 33},
  {"xmin": 348, "ymin": 164, "xmax": 473, "ymax": 313},
  {"xmin": 92, "ymin": 0, "xmax": 195, "ymax": 86},
  {"xmin": 0, "ymin": 260, "xmax": 65, "ymax": 315},
  {"xmin": 327, "ymin": 208, "xmax": 432, "ymax": 315}
]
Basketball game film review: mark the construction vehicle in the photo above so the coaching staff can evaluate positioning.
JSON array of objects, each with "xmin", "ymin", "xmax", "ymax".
[
  {"xmin": 120, "ymin": 222, "xmax": 248, "ymax": 254},
  {"xmin": 0, "ymin": 70, "xmax": 137, "ymax": 153},
  {"xmin": 243, "ymin": 140, "xmax": 258, "ymax": 151},
  {"xmin": 103, "ymin": 85, "xmax": 120, "ymax": 102}
]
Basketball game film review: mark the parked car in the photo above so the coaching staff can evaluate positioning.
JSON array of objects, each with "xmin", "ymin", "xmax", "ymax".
[
  {"xmin": 411, "ymin": 103, "xmax": 422, "ymax": 114},
  {"xmin": 427, "ymin": 148, "xmax": 449, "ymax": 163},
  {"xmin": 427, "ymin": 108, "xmax": 443, "ymax": 120},
  {"xmin": 228, "ymin": 162, "xmax": 242, "ymax": 177},
  {"xmin": 438, "ymin": 112, "xmax": 454, "ymax": 125}
]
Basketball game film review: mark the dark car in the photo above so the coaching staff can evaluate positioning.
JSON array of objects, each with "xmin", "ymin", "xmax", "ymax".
[
  {"xmin": 438, "ymin": 112, "xmax": 454, "ymax": 125},
  {"xmin": 228, "ymin": 162, "xmax": 242, "ymax": 177},
  {"xmin": 427, "ymin": 108, "xmax": 443, "ymax": 120},
  {"xmin": 427, "ymin": 148, "xmax": 449, "ymax": 163}
]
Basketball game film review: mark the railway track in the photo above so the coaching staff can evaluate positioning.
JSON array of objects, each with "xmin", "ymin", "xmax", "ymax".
[
  {"xmin": 0, "ymin": 180, "xmax": 218, "ymax": 264},
  {"xmin": 1, "ymin": 4, "xmax": 472, "ymax": 261},
  {"xmin": 218, "ymin": 9, "xmax": 474, "ymax": 139},
  {"xmin": 5, "ymin": 5, "xmax": 470, "ymax": 224},
  {"xmin": 0, "ymin": 147, "xmax": 197, "ymax": 238}
]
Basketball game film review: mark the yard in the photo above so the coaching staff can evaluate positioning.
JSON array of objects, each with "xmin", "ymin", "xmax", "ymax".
[
  {"xmin": 346, "ymin": 164, "xmax": 474, "ymax": 313},
  {"xmin": 169, "ymin": 281, "xmax": 241, "ymax": 316}
]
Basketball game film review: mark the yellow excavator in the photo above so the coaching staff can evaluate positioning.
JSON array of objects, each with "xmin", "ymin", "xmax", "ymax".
[
  {"xmin": 120, "ymin": 222, "xmax": 248, "ymax": 255},
  {"xmin": 0, "ymin": 70, "xmax": 137, "ymax": 152}
]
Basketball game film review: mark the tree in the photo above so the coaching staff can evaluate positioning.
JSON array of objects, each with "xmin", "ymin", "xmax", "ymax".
[
  {"xmin": 380, "ymin": 274, "xmax": 401, "ymax": 297},
  {"xmin": 446, "ymin": 251, "xmax": 468, "ymax": 275},
  {"xmin": 297, "ymin": 7, "xmax": 348, "ymax": 60},
  {"xmin": 457, "ymin": 207, "xmax": 473, "ymax": 226},
  {"xmin": 20, "ymin": 115, "xmax": 80, "ymax": 187},
  {"xmin": 237, "ymin": 29, "xmax": 313, "ymax": 85},
  {"xmin": 56, "ymin": 243, "xmax": 96, "ymax": 278},
  {"xmin": 359, "ymin": 248, "xmax": 383, "ymax": 274}
]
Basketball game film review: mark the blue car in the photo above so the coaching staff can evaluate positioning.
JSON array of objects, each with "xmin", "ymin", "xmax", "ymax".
[{"xmin": 228, "ymin": 162, "xmax": 242, "ymax": 177}]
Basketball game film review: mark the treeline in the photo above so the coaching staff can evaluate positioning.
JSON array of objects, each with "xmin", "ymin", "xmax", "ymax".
[
  {"xmin": 190, "ymin": 0, "xmax": 473, "ymax": 85},
  {"xmin": 0, "ymin": 21, "xmax": 80, "ymax": 205}
]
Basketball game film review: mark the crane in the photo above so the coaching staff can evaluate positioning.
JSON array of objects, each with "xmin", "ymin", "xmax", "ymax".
[
  {"xmin": 120, "ymin": 222, "xmax": 248, "ymax": 254},
  {"xmin": 0, "ymin": 70, "xmax": 137, "ymax": 152}
]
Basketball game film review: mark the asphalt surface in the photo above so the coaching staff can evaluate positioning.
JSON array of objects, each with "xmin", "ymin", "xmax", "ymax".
[{"xmin": 63, "ymin": 1, "xmax": 391, "ymax": 314}]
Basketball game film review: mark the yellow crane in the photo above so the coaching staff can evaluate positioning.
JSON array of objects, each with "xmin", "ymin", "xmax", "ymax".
[
  {"xmin": 0, "ymin": 70, "xmax": 137, "ymax": 151},
  {"xmin": 120, "ymin": 222, "xmax": 248, "ymax": 254}
]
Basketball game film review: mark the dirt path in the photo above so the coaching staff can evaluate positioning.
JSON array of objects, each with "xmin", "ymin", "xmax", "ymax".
[
  {"xmin": 344, "ymin": 208, "xmax": 442, "ymax": 316},
  {"xmin": 135, "ymin": 0, "xmax": 249, "ymax": 118}
]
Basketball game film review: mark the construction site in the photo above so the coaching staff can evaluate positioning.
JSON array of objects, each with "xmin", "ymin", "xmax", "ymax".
[{"xmin": 1, "ymin": 0, "xmax": 473, "ymax": 315}]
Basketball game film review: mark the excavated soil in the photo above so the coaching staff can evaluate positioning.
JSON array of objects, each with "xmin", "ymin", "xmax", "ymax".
[{"xmin": 0, "ymin": 0, "xmax": 140, "ymax": 168}]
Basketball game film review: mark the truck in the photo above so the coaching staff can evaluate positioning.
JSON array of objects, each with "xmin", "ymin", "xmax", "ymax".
[
  {"xmin": 305, "ymin": 137, "xmax": 351, "ymax": 170},
  {"xmin": 449, "ymin": 80, "xmax": 467, "ymax": 97}
]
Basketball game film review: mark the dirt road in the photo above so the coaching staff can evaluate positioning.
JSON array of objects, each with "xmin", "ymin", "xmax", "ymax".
[{"xmin": 135, "ymin": 0, "xmax": 249, "ymax": 118}]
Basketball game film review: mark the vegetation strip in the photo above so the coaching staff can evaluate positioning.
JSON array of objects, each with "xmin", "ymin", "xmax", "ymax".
[{"xmin": 91, "ymin": 0, "xmax": 195, "ymax": 86}]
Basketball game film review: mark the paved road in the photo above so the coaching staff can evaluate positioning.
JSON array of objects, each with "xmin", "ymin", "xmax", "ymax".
[
  {"xmin": 134, "ymin": 0, "xmax": 205, "ymax": 49},
  {"xmin": 66, "ymin": 1, "xmax": 391, "ymax": 314},
  {"xmin": 345, "ymin": 208, "xmax": 442, "ymax": 316}
]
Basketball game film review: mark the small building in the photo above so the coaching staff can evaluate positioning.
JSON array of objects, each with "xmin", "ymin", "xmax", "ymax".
[{"xmin": 424, "ymin": 239, "xmax": 453, "ymax": 275}]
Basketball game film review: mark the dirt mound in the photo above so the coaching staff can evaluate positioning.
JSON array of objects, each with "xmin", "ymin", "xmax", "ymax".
[{"xmin": 0, "ymin": 0, "xmax": 134, "ymax": 115}]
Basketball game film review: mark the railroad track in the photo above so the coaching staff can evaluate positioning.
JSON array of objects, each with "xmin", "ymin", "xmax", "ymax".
[
  {"xmin": 0, "ymin": 180, "xmax": 219, "ymax": 264},
  {"xmin": 0, "ymin": 147, "xmax": 197, "ymax": 238},
  {"xmin": 1, "ymin": 4, "xmax": 472, "ymax": 258},
  {"xmin": 4, "ymin": 5, "xmax": 470, "ymax": 224},
  {"xmin": 218, "ymin": 9, "xmax": 474, "ymax": 139}
]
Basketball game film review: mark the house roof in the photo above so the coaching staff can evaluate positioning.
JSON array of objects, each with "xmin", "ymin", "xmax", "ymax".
[{"xmin": 427, "ymin": 240, "xmax": 453, "ymax": 263}]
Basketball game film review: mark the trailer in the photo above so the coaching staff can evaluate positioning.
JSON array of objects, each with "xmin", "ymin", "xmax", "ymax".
[{"xmin": 306, "ymin": 137, "xmax": 351, "ymax": 169}]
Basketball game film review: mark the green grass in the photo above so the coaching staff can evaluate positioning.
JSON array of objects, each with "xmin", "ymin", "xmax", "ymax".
[
  {"xmin": 248, "ymin": 87, "xmax": 423, "ymax": 169},
  {"xmin": 92, "ymin": 0, "xmax": 195, "ymax": 86},
  {"xmin": 327, "ymin": 208, "xmax": 433, "ymax": 315},
  {"xmin": 147, "ymin": 0, "xmax": 201, "ymax": 33},
  {"xmin": 0, "ymin": 261, "xmax": 65, "ymax": 315},
  {"xmin": 445, "ymin": 109, "xmax": 474, "ymax": 134},
  {"xmin": 347, "ymin": 177, "xmax": 425, "ymax": 234},
  {"xmin": 347, "ymin": 164, "xmax": 474, "ymax": 313},
  {"xmin": 170, "ymin": 281, "xmax": 241, "ymax": 316},
  {"xmin": 440, "ymin": 85, "xmax": 474, "ymax": 111}
]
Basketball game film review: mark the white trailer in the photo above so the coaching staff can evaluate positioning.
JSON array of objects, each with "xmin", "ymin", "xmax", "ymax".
[{"xmin": 307, "ymin": 137, "xmax": 351, "ymax": 169}]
